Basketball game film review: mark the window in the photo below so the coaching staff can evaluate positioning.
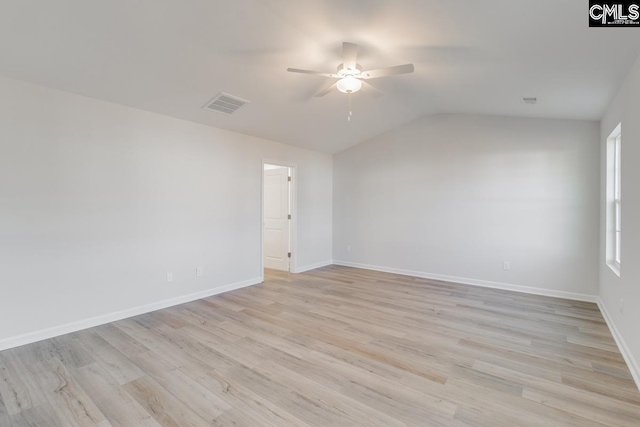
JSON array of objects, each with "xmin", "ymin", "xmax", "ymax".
[
  {"xmin": 607, "ymin": 124, "xmax": 622, "ymax": 275},
  {"xmin": 614, "ymin": 132, "xmax": 621, "ymax": 267}
]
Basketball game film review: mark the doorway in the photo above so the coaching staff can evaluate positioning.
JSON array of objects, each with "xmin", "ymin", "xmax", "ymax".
[{"xmin": 262, "ymin": 162, "xmax": 294, "ymax": 273}]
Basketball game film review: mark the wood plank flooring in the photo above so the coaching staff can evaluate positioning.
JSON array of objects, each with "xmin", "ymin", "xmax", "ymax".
[{"xmin": 1, "ymin": 265, "xmax": 639, "ymax": 426}]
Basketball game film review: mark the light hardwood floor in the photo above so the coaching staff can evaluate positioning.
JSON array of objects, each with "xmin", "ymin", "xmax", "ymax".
[{"xmin": 1, "ymin": 265, "xmax": 639, "ymax": 426}]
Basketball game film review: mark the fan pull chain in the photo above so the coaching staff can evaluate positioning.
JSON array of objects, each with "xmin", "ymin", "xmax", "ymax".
[{"xmin": 347, "ymin": 92, "xmax": 352, "ymax": 122}]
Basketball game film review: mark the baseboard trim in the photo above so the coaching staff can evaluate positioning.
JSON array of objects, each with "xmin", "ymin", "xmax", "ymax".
[
  {"xmin": 0, "ymin": 276, "xmax": 263, "ymax": 352},
  {"xmin": 294, "ymin": 260, "xmax": 333, "ymax": 274},
  {"xmin": 597, "ymin": 298, "xmax": 640, "ymax": 391},
  {"xmin": 332, "ymin": 260, "xmax": 598, "ymax": 303}
]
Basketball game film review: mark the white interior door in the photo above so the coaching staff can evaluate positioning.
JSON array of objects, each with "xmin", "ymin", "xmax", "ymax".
[{"xmin": 264, "ymin": 167, "xmax": 290, "ymax": 271}]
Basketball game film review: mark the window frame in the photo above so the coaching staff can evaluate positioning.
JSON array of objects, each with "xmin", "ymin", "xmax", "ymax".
[
  {"xmin": 614, "ymin": 133, "xmax": 621, "ymax": 268},
  {"xmin": 606, "ymin": 124, "xmax": 622, "ymax": 275}
]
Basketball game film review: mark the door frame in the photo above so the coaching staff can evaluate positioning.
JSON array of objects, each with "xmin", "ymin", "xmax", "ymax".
[{"xmin": 261, "ymin": 159, "xmax": 297, "ymax": 280}]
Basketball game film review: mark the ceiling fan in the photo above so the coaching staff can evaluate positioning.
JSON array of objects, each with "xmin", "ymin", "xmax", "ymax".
[{"xmin": 287, "ymin": 42, "xmax": 415, "ymax": 98}]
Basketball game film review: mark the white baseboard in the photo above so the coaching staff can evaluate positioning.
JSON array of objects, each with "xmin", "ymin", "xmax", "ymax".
[
  {"xmin": 597, "ymin": 298, "xmax": 640, "ymax": 391},
  {"xmin": 0, "ymin": 276, "xmax": 263, "ymax": 352},
  {"xmin": 294, "ymin": 260, "xmax": 333, "ymax": 274},
  {"xmin": 332, "ymin": 260, "xmax": 598, "ymax": 303}
]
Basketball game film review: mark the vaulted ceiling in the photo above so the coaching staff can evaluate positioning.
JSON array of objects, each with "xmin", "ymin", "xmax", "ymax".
[{"xmin": 1, "ymin": 1, "xmax": 639, "ymax": 153}]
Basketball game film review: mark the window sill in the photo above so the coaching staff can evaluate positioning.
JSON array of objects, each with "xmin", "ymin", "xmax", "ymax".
[{"xmin": 607, "ymin": 261, "xmax": 621, "ymax": 277}]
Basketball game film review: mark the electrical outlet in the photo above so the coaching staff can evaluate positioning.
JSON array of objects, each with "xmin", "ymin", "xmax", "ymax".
[
  {"xmin": 503, "ymin": 261, "xmax": 510, "ymax": 271},
  {"xmin": 619, "ymin": 299, "xmax": 624, "ymax": 314},
  {"xmin": 167, "ymin": 272, "xmax": 173, "ymax": 283},
  {"xmin": 347, "ymin": 245, "xmax": 351, "ymax": 252},
  {"xmin": 196, "ymin": 267, "xmax": 203, "ymax": 277}
]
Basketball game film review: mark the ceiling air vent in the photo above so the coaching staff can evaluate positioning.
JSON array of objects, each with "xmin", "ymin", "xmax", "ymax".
[
  {"xmin": 522, "ymin": 97, "xmax": 537, "ymax": 105},
  {"xmin": 202, "ymin": 92, "xmax": 250, "ymax": 115}
]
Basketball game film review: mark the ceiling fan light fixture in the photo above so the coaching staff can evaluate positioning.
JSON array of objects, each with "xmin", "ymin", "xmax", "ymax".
[{"xmin": 337, "ymin": 76, "xmax": 362, "ymax": 94}]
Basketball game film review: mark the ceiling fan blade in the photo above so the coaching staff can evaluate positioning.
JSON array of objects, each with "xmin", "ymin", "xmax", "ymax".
[
  {"xmin": 361, "ymin": 64, "xmax": 414, "ymax": 79},
  {"xmin": 314, "ymin": 82, "xmax": 337, "ymax": 97},
  {"xmin": 342, "ymin": 42, "xmax": 359, "ymax": 70},
  {"xmin": 360, "ymin": 81, "xmax": 383, "ymax": 98},
  {"xmin": 287, "ymin": 68, "xmax": 338, "ymax": 78}
]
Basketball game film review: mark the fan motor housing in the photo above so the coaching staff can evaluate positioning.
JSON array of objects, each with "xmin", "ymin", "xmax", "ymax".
[{"xmin": 337, "ymin": 63, "xmax": 362, "ymax": 77}]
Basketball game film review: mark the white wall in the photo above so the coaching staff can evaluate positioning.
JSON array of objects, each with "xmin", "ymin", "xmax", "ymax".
[
  {"xmin": 333, "ymin": 114, "xmax": 600, "ymax": 299},
  {"xmin": 0, "ymin": 76, "xmax": 332, "ymax": 348},
  {"xmin": 599, "ymin": 53, "xmax": 640, "ymax": 384}
]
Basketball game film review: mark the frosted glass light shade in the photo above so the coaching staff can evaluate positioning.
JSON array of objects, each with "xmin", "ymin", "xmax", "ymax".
[{"xmin": 337, "ymin": 76, "xmax": 362, "ymax": 93}]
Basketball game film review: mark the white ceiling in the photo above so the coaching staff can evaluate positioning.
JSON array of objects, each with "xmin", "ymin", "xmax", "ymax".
[{"xmin": 1, "ymin": 1, "xmax": 639, "ymax": 154}]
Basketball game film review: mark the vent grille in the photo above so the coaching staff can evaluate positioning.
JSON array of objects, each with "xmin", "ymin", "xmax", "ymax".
[
  {"xmin": 203, "ymin": 92, "xmax": 250, "ymax": 115},
  {"xmin": 522, "ymin": 97, "xmax": 537, "ymax": 104}
]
